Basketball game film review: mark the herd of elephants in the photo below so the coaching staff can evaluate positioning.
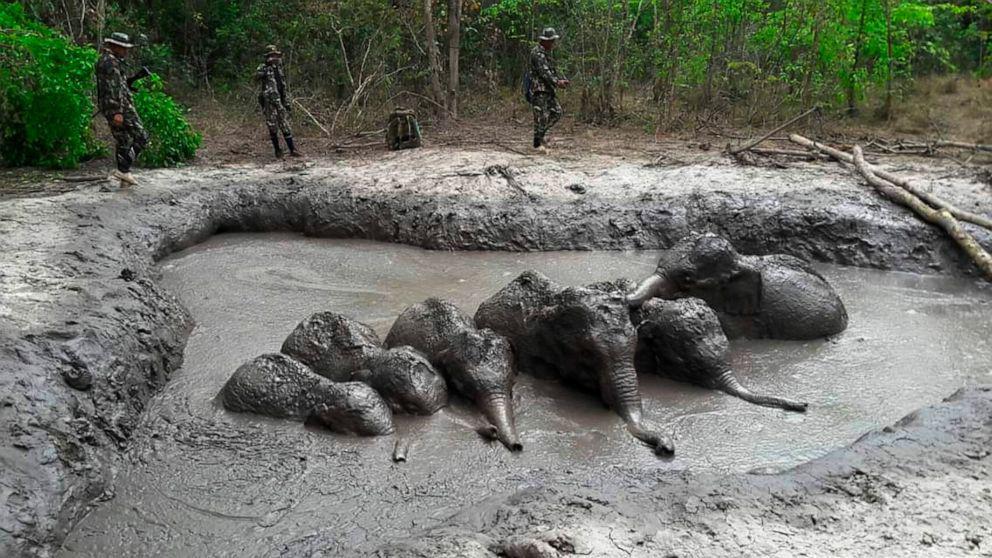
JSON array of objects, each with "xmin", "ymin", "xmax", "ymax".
[{"xmin": 219, "ymin": 233, "xmax": 849, "ymax": 460}]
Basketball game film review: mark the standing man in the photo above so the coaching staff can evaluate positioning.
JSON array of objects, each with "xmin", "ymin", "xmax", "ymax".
[
  {"xmin": 256, "ymin": 45, "xmax": 301, "ymax": 158},
  {"xmin": 96, "ymin": 32, "xmax": 149, "ymax": 187},
  {"xmin": 529, "ymin": 27, "xmax": 569, "ymax": 153}
]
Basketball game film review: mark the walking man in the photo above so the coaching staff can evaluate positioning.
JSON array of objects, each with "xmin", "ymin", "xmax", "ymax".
[
  {"xmin": 528, "ymin": 27, "xmax": 569, "ymax": 152},
  {"xmin": 256, "ymin": 45, "xmax": 301, "ymax": 158},
  {"xmin": 96, "ymin": 32, "xmax": 148, "ymax": 187}
]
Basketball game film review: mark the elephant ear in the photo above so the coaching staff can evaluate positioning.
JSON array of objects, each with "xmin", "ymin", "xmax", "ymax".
[{"xmin": 719, "ymin": 267, "xmax": 762, "ymax": 316}]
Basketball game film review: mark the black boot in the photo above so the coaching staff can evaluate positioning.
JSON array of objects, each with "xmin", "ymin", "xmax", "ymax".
[
  {"xmin": 269, "ymin": 130, "xmax": 283, "ymax": 158},
  {"xmin": 285, "ymin": 134, "xmax": 302, "ymax": 157},
  {"xmin": 533, "ymin": 135, "xmax": 541, "ymax": 148}
]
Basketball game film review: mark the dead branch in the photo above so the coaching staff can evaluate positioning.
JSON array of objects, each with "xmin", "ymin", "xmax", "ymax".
[
  {"xmin": 59, "ymin": 175, "xmax": 106, "ymax": 183},
  {"xmin": 789, "ymin": 134, "xmax": 992, "ymax": 230},
  {"xmin": 291, "ymin": 99, "xmax": 331, "ymax": 137},
  {"xmin": 932, "ymin": 140, "xmax": 992, "ymax": 153},
  {"xmin": 485, "ymin": 164, "xmax": 537, "ymax": 200},
  {"xmin": 728, "ymin": 107, "xmax": 819, "ymax": 155},
  {"xmin": 851, "ymin": 145, "xmax": 992, "ymax": 281},
  {"xmin": 329, "ymin": 141, "xmax": 381, "ymax": 150},
  {"xmin": 749, "ymin": 148, "xmax": 828, "ymax": 160}
]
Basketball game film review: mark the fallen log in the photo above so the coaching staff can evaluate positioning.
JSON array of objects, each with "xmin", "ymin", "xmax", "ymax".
[
  {"xmin": 851, "ymin": 145, "xmax": 992, "ymax": 281},
  {"xmin": 789, "ymin": 134, "xmax": 992, "ymax": 231}
]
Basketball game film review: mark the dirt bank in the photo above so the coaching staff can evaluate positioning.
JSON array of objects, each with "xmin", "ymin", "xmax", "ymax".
[{"xmin": 0, "ymin": 147, "xmax": 990, "ymax": 556}]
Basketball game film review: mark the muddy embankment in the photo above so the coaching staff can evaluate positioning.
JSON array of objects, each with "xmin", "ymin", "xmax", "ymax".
[{"xmin": 0, "ymin": 149, "xmax": 990, "ymax": 557}]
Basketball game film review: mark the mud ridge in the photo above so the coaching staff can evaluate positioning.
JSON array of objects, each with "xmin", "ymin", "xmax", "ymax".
[{"xmin": 0, "ymin": 151, "xmax": 990, "ymax": 557}]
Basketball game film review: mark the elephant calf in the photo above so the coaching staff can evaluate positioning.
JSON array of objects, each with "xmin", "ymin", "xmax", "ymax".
[
  {"xmin": 628, "ymin": 233, "xmax": 848, "ymax": 340},
  {"xmin": 385, "ymin": 298, "xmax": 522, "ymax": 452},
  {"xmin": 634, "ymin": 298, "xmax": 808, "ymax": 412},
  {"xmin": 219, "ymin": 353, "xmax": 395, "ymax": 436},
  {"xmin": 282, "ymin": 311, "xmax": 448, "ymax": 415},
  {"xmin": 476, "ymin": 271, "xmax": 674, "ymax": 456}
]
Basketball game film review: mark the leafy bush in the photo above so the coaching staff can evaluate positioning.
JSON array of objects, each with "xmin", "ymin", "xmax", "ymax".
[
  {"xmin": 0, "ymin": 3, "xmax": 100, "ymax": 168},
  {"xmin": 133, "ymin": 74, "xmax": 201, "ymax": 167},
  {"xmin": 1, "ymin": 4, "xmax": 201, "ymax": 168}
]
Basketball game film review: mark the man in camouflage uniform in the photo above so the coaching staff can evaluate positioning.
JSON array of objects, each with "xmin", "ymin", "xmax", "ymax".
[
  {"xmin": 96, "ymin": 32, "xmax": 149, "ymax": 186},
  {"xmin": 529, "ymin": 27, "xmax": 569, "ymax": 152},
  {"xmin": 256, "ymin": 45, "xmax": 301, "ymax": 158}
]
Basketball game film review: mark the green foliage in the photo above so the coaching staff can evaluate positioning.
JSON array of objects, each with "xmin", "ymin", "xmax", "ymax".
[
  {"xmin": 0, "ymin": 3, "xmax": 99, "ymax": 167},
  {"xmin": 11, "ymin": 0, "xmax": 992, "ymax": 126},
  {"xmin": 133, "ymin": 74, "xmax": 202, "ymax": 167}
]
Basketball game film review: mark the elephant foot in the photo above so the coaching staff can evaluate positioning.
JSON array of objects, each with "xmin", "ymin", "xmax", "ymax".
[{"xmin": 626, "ymin": 421, "xmax": 675, "ymax": 456}]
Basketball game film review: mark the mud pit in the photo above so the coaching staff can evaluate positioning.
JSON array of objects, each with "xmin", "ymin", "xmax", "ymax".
[
  {"xmin": 3, "ymin": 149, "xmax": 991, "ymax": 557},
  {"xmin": 58, "ymin": 233, "xmax": 992, "ymax": 557}
]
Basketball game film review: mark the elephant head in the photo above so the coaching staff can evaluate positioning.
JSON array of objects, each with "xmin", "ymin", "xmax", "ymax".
[
  {"xmin": 627, "ymin": 233, "xmax": 758, "ymax": 309},
  {"xmin": 476, "ymin": 271, "xmax": 674, "ymax": 456},
  {"xmin": 627, "ymin": 233, "xmax": 847, "ymax": 340},
  {"xmin": 385, "ymin": 298, "xmax": 522, "ymax": 452}
]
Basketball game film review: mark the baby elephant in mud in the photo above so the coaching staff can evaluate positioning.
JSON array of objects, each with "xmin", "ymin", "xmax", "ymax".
[
  {"xmin": 475, "ymin": 271, "xmax": 674, "ymax": 456},
  {"xmin": 634, "ymin": 298, "xmax": 808, "ymax": 412},
  {"xmin": 385, "ymin": 298, "xmax": 523, "ymax": 452},
  {"xmin": 627, "ymin": 233, "xmax": 848, "ymax": 340},
  {"xmin": 282, "ymin": 312, "xmax": 448, "ymax": 415},
  {"xmin": 219, "ymin": 353, "xmax": 395, "ymax": 436}
]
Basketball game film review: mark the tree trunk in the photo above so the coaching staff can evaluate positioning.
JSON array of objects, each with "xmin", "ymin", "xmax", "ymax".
[
  {"xmin": 882, "ymin": 0, "xmax": 894, "ymax": 119},
  {"xmin": 423, "ymin": 0, "xmax": 447, "ymax": 118},
  {"xmin": 446, "ymin": 0, "xmax": 462, "ymax": 119},
  {"xmin": 847, "ymin": 0, "xmax": 869, "ymax": 115}
]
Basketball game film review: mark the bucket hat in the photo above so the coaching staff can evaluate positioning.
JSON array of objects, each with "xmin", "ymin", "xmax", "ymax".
[{"xmin": 104, "ymin": 32, "xmax": 134, "ymax": 48}]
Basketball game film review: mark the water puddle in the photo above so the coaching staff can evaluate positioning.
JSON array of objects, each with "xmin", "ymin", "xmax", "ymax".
[{"xmin": 59, "ymin": 233, "xmax": 992, "ymax": 557}]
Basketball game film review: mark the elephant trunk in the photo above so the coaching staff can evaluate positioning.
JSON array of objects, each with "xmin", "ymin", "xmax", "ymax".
[
  {"xmin": 714, "ymin": 370, "xmax": 808, "ymax": 412},
  {"xmin": 603, "ymin": 364, "xmax": 675, "ymax": 455},
  {"xmin": 626, "ymin": 273, "xmax": 676, "ymax": 308},
  {"xmin": 392, "ymin": 437, "xmax": 411, "ymax": 462},
  {"xmin": 479, "ymin": 392, "xmax": 522, "ymax": 452}
]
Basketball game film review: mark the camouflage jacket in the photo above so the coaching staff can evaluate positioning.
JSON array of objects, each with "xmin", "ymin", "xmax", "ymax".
[
  {"xmin": 255, "ymin": 62, "xmax": 288, "ymax": 106},
  {"xmin": 529, "ymin": 44, "xmax": 562, "ymax": 95},
  {"xmin": 96, "ymin": 51, "xmax": 134, "ymax": 118}
]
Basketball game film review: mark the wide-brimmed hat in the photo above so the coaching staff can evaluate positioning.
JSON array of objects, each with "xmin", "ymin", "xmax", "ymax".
[
  {"xmin": 538, "ymin": 27, "xmax": 560, "ymax": 41},
  {"xmin": 264, "ymin": 45, "xmax": 283, "ymax": 58},
  {"xmin": 104, "ymin": 32, "xmax": 134, "ymax": 48}
]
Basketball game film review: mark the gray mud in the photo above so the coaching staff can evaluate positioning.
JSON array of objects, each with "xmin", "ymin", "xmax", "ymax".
[
  {"xmin": 2, "ymin": 149, "xmax": 991, "ymax": 557},
  {"xmin": 58, "ymin": 234, "xmax": 992, "ymax": 557}
]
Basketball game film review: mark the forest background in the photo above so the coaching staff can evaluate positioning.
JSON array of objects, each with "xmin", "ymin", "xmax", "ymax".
[{"xmin": 3, "ymin": 0, "xmax": 992, "ymax": 167}]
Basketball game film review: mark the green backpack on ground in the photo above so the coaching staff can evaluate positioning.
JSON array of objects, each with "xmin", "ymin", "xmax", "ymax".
[{"xmin": 387, "ymin": 108, "xmax": 422, "ymax": 150}]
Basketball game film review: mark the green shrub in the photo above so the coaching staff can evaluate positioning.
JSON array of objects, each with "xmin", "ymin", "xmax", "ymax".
[
  {"xmin": 0, "ymin": 3, "xmax": 100, "ymax": 168},
  {"xmin": 133, "ymin": 74, "xmax": 202, "ymax": 167}
]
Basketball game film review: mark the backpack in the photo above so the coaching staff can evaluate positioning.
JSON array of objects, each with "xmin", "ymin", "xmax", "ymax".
[
  {"xmin": 522, "ymin": 71, "xmax": 533, "ymax": 104},
  {"xmin": 386, "ymin": 108, "xmax": 422, "ymax": 150}
]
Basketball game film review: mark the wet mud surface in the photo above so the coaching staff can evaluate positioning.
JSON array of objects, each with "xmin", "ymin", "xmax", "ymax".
[
  {"xmin": 60, "ymin": 235, "xmax": 992, "ymax": 557},
  {"xmin": 1, "ymin": 149, "xmax": 991, "ymax": 556}
]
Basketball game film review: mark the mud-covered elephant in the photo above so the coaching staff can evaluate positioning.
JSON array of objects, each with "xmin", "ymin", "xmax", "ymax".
[
  {"xmin": 282, "ymin": 311, "xmax": 448, "ymax": 415},
  {"xmin": 476, "ymin": 271, "xmax": 674, "ymax": 456},
  {"xmin": 634, "ymin": 298, "xmax": 807, "ymax": 411},
  {"xmin": 627, "ymin": 233, "xmax": 848, "ymax": 340},
  {"xmin": 385, "ymin": 298, "xmax": 522, "ymax": 452},
  {"xmin": 219, "ymin": 353, "xmax": 395, "ymax": 436}
]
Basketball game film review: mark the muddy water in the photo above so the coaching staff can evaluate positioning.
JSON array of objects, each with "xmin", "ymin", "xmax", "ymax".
[{"xmin": 59, "ymin": 234, "xmax": 992, "ymax": 557}]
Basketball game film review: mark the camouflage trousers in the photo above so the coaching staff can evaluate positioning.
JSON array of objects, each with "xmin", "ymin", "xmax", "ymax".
[
  {"xmin": 531, "ymin": 92, "xmax": 562, "ymax": 145},
  {"xmin": 108, "ymin": 110, "xmax": 149, "ymax": 173},
  {"xmin": 263, "ymin": 97, "xmax": 293, "ymax": 138}
]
